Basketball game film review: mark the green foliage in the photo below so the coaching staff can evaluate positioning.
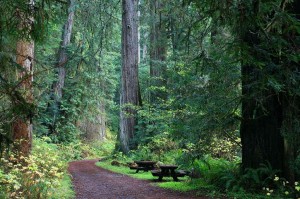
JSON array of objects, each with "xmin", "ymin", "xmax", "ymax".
[
  {"xmin": 136, "ymin": 102, "xmax": 173, "ymax": 144},
  {"xmin": 0, "ymin": 0, "xmax": 73, "ymax": 150},
  {"xmin": 30, "ymin": 0, "xmax": 121, "ymax": 143},
  {"xmin": 187, "ymin": 156, "xmax": 237, "ymax": 189},
  {"xmin": 135, "ymin": 0, "xmax": 242, "ymax": 169},
  {"xmin": 110, "ymin": 151, "xmax": 130, "ymax": 163},
  {"xmin": 191, "ymin": 158, "xmax": 300, "ymax": 198},
  {"xmin": 0, "ymin": 0, "xmax": 56, "ymax": 42},
  {"xmin": 207, "ymin": 136, "xmax": 241, "ymax": 161},
  {"xmin": 52, "ymin": 174, "xmax": 75, "ymax": 199},
  {"xmin": 129, "ymin": 146, "xmax": 152, "ymax": 161},
  {"xmin": 56, "ymin": 138, "xmax": 116, "ymax": 161},
  {"xmin": 128, "ymin": 132, "xmax": 180, "ymax": 164},
  {"xmin": 158, "ymin": 179, "xmax": 213, "ymax": 192},
  {"xmin": 294, "ymin": 153, "xmax": 300, "ymax": 177},
  {"xmin": 260, "ymin": 176, "xmax": 300, "ymax": 198},
  {"xmin": 0, "ymin": 136, "xmax": 115, "ymax": 199},
  {"xmin": 220, "ymin": 162, "xmax": 278, "ymax": 192},
  {"xmin": 0, "ymin": 137, "xmax": 74, "ymax": 199},
  {"xmin": 87, "ymin": 139, "xmax": 116, "ymax": 158},
  {"xmin": 176, "ymin": 136, "xmax": 241, "ymax": 170}
]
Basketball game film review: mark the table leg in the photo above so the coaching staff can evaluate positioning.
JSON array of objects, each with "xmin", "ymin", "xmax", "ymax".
[
  {"xmin": 171, "ymin": 169, "xmax": 178, "ymax": 181},
  {"xmin": 158, "ymin": 176, "xmax": 163, "ymax": 181}
]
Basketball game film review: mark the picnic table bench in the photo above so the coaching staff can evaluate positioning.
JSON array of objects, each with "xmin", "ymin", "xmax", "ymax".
[
  {"xmin": 151, "ymin": 165, "xmax": 187, "ymax": 181},
  {"xmin": 129, "ymin": 160, "xmax": 157, "ymax": 173}
]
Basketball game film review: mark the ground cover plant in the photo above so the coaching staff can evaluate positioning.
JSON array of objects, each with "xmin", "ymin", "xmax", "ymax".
[
  {"xmin": 0, "ymin": 136, "xmax": 115, "ymax": 198},
  {"xmin": 0, "ymin": 137, "xmax": 74, "ymax": 198}
]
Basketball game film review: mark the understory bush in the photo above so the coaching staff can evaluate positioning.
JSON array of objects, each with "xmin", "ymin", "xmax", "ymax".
[
  {"xmin": 127, "ymin": 147, "xmax": 180, "ymax": 165},
  {"xmin": 175, "ymin": 134, "xmax": 241, "ymax": 169},
  {"xmin": 293, "ymin": 153, "xmax": 300, "ymax": 177},
  {"xmin": 190, "ymin": 156, "xmax": 300, "ymax": 198},
  {"xmin": 57, "ymin": 138, "xmax": 116, "ymax": 161},
  {"xmin": 192, "ymin": 156, "xmax": 239, "ymax": 186},
  {"xmin": 127, "ymin": 132, "xmax": 179, "ymax": 164},
  {"xmin": 0, "ymin": 135, "xmax": 116, "ymax": 198},
  {"xmin": 0, "ymin": 138, "xmax": 67, "ymax": 198}
]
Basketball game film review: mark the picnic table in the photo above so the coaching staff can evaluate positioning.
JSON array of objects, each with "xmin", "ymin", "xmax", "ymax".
[
  {"xmin": 130, "ymin": 160, "xmax": 157, "ymax": 173},
  {"xmin": 151, "ymin": 165, "xmax": 186, "ymax": 181}
]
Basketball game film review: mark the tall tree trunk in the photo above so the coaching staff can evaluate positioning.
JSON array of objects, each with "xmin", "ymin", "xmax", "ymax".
[
  {"xmin": 119, "ymin": 0, "xmax": 139, "ymax": 153},
  {"xmin": 53, "ymin": 0, "xmax": 75, "ymax": 100},
  {"xmin": 13, "ymin": 1, "xmax": 35, "ymax": 156},
  {"xmin": 240, "ymin": 0, "xmax": 285, "ymax": 172},
  {"xmin": 240, "ymin": 64, "xmax": 284, "ymax": 171},
  {"xmin": 137, "ymin": 0, "xmax": 141, "ymax": 64},
  {"xmin": 142, "ymin": 33, "xmax": 147, "ymax": 61},
  {"xmin": 48, "ymin": 0, "xmax": 75, "ymax": 134},
  {"xmin": 98, "ymin": 103, "xmax": 106, "ymax": 140},
  {"xmin": 240, "ymin": 1, "xmax": 300, "ymax": 181},
  {"xmin": 79, "ymin": 103, "xmax": 106, "ymax": 141},
  {"xmin": 149, "ymin": 0, "xmax": 167, "ymax": 103},
  {"xmin": 281, "ymin": 0, "xmax": 300, "ymax": 182}
]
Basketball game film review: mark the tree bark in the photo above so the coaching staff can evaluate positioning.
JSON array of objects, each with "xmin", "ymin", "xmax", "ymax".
[
  {"xmin": 149, "ymin": 0, "xmax": 167, "ymax": 103},
  {"xmin": 47, "ymin": 0, "xmax": 75, "ymax": 134},
  {"xmin": 240, "ymin": 1, "xmax": 300, "ymax": 180},
  {"xmin": 240, "ymin": 64, "xmax": 284, "ymax": 171},
  {"xmin": 281, "ymin": 0, "xmax": 300, "ymax": 182},
  {"xmin": 79, "ymin": 103, "xmax": 106, "ymax": 141},
  {"xmin": 240, "ymin": 0, "xmax": 285, "ymax": 172},
  {"xmin": 53, "ymin": 0, "xmax": 75, "ymax": 100},
  {"xmin": 119, "ymin": 0, "xmax": 139, "ymax": 153},
  {"xmin": 13, "ymin": 1, "xmax": 35, "ymax": 156}
]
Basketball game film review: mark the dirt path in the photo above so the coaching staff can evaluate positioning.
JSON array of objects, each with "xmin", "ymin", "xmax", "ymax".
[{"xmin": 68, "ymin": 159, "xmax": 208, "ymax": 199}]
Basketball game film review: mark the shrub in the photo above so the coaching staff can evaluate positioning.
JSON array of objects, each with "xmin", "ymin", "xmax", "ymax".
[
  {"xmin": 0, "ymin": 137, "xmax": 72, "ymax": 199},
  {"xmin": 293, "ymin": 153, "xmax": 300, "ymax": 177},
  {"xmin": 128, "ymin": 132, "xmax": 179, "ymax": 164},
  {"xmin": 58, "ymin": 138, "xmax": 116, "ymax": 161},
  {"xmin": 196, "ymin": 158, "xmax": 300, "ymax": 198},
  {"xmin": 0, "ymin": 152, "xmax": 64, "ymax": 198},
  {"xmin": 129, "ymin": 145, "xmax": 152, "ymax": 161}
]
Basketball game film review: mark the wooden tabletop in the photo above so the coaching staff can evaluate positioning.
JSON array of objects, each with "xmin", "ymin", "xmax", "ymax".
[
  {"xmin": 159, "ymin": 165, "xmax": 178, "ymax": 169},
  {"xmin": 134, "ymin": 160, "xmax": 156, "ymax": 164}
]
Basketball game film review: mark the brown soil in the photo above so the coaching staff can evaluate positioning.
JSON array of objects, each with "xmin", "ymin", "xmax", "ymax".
[{"xmin": 68, "ymin": 159, "xmax": 209, "ymax": 199}]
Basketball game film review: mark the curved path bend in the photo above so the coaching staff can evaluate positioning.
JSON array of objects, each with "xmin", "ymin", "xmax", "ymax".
[{"xmin": 68, "ymin": 159, "xmax": 208, "ymax": 199}]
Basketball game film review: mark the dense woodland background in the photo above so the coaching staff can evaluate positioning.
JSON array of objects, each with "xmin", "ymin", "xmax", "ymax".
[{"xmin": 1, "ymin": 0, "xmax": 300, "ymax": 198}]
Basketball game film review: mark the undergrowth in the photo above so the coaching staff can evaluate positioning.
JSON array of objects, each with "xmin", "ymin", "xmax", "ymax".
[
  {"xmin": 0, "ymin": 137, "xmax": 75, "ymax": 198},
  {"xmin": 0, "ymin": 136, "xmax": 115, "ymax": 198}
]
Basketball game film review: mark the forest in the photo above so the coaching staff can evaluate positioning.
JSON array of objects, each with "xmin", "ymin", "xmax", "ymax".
[{"xmin": 0, "ymin": 0, "xmax": 300, "ymax": 198}]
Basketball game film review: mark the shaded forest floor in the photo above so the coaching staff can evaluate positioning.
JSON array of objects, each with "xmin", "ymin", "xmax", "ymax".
[{"xmin": 68, "ymin": 159, "xmax": 208, "ymax": 199}]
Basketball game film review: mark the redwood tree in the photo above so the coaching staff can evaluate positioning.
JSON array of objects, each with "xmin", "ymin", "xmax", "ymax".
[
  {"xmin": 48, "ymin": 0, "xmax": 75, "ymax": 134},
  {"xmin": 53, "ymin": 0, "xmax": 75, "ymax": 100},
  {"xmin": 12, "ymin": 0, "xmax": 35, "ymax": 156},
  {"xmin": 119, "ymin": 0, "xmax": 139, "ymax": 153},
  {"xmin": 240, "ymin": 0, "xmax": 300, "ymax": 181},
  {"xmin": 149, "ymin": 0, "xmax": 167, "ymax": 103}
]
